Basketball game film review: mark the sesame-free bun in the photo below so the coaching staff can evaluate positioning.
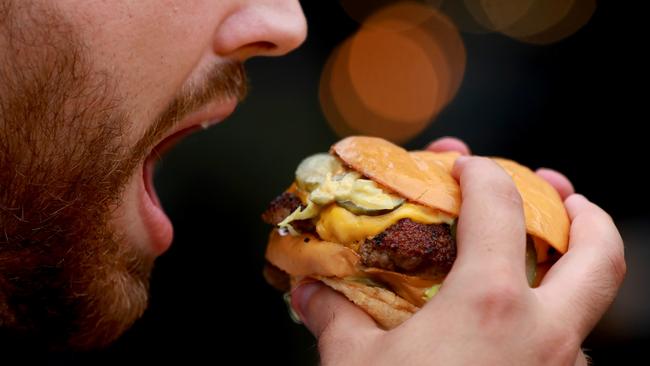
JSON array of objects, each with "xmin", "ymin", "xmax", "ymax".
[
  {"xmin": 265, "ymin": 231, "xmax": 361, "ymax": 278},
  {"xmin": 335, "ymin": 136, "xmax": 569, "ymax": 254},
  {"xmin": 408, "ymin": 149, "xmax": 569, "ymax": 254},
  {"xmin": 317, "ymin": 276, "xmax": 418, "ymax": 330},
  {"xmin": 332, "ymin": 136, "xmax": 461, "ymax": 216}
]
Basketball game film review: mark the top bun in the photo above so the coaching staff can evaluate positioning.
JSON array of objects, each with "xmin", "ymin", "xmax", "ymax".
[{"xmin": 332, "ymin": 136, "xmax": 569, "ymax": 254}]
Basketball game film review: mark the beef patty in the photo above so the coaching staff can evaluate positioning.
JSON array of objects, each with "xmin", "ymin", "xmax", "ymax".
[
  {"xmin": 263, "ymin": 192, "xmax": 456, "ymax": 276},
  {"xmin": 360, "ymin": 218, "xmax": 456, "ymax": 276}
]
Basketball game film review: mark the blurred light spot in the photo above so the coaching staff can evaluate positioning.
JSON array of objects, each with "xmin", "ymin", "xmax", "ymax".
[
  {"xmin": 348, "ymin": 26, "xmax": 440, "ymax": 123},
  {"xmin": 464, "ymin": 0, "xmax": 537, "ymax": 32},
  {"xmin": 439, "ymin": 0, "xmax": 492, "ymax": 34},
  {"xmin": 463, "ymin": 0, "xmax": 595, "ymax": 44},
  {"xmin": 339, "ymin": 0, "xmax": 443, "ymax": 24},
  {"xmin": 499, "ymin": 0, "xmax": 574, "ymax": 39},
  {"xmin": 517, "ymin": 0, "xmax": 595, "ymax": 45},
  {"xmin": 321, "ymin": 37, "xmax": 431, "ymax": 142},
  {"xmin": 321, "ymin": 2, "xmax": 466, "ymax": 143}
]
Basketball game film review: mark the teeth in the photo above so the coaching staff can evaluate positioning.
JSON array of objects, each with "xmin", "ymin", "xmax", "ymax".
[{"xmin": 200, "ymin": 121, "xmax": 211, "ymax": 130}]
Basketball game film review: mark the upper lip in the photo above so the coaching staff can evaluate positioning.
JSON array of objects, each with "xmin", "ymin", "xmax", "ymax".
[{"xmin": 151, "ymin": 98, "xmax": 238, "ymax": 157}]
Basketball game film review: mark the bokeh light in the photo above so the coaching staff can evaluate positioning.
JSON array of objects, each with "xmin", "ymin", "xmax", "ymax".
[
  {"xmin": 463, "ymin": 0, "xmax": 537, "ymax": 32},
  {"xmin": 348, "ymin": 26, "xmax": 441, "ymax": 123},
  {"xmin": 339, "ymin": 0, "xmax": 598, "ymax": 43},
  {"xmin": 517, "ymin": 0, "xmax": 595, "ymax": 45},
  {"xmin": 339, "ymin": 0, "xmax": 444, "ymax": 24},
  {"xmin": 321, "ymin": 1, "xmax": 466, "ymax": 143},
  {"xmin": 462, "ymin": 0, "xmax": 595, "ymax": 44}
]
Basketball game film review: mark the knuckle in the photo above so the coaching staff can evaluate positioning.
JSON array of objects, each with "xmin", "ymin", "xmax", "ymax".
[
  {"xmin": 489, "ymin": 179, "xmax": 523, "ymax": 208},
  {"xmin": 464, "ymin": 173, "xmax": 523, "ymax": 211},
  {"xmin": 574, "ymin": 206, "xmax": 614, "ymax": 234},
  {"xmin": 465, "ymin": 158, "xmax": 522, "ymax": 208},
  {"xmin": 573, "ymin": 209, "xmax": 606, "ymax": 229},
  {"xmin": 469, "ymin": 277, "xmax": 524, "ymax": 326},
  {"xmin": 574, "ymin": 210, "xmax": 626, "ymax": 285}
]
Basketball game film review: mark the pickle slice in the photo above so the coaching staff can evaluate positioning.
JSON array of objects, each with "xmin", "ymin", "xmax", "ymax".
[
  {"xmin": 336, "ymin": 198, "xmax": 404, "ymax": 216},
  {"xmin": 295, "ymin": 153, "xmax": 343, "ymax": 191}
]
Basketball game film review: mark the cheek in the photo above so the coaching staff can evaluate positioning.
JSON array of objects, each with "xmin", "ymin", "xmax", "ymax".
[{"xmin": 58, "ymin": 0, "xmax": 232, "ymax": 143}]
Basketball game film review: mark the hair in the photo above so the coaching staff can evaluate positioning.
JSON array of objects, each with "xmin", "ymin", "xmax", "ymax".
[{"xmin": 0, "ymin": 0, "xmax": 247, "ymax": 350}]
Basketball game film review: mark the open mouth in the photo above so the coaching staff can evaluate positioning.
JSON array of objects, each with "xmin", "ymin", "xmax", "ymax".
[
  {"xmin": 139, "ymin": 98, "xmax": 238, "ymax": 255},
  {"xmin": 143, "ymin": 125, "xmax": 202, "ymax": 209}
]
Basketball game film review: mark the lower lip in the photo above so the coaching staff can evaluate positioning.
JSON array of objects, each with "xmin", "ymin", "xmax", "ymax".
[{"xmin": 140, "ymin": 156, "xmax": 174, "ymax": 255}]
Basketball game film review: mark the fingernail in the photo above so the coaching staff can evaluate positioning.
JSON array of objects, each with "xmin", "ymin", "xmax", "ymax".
[
  {"xmin": 565, "ymin": 193, "xmax": 588, "ymax": 204},
  {"xmin": 291, "ymin": 281, "xmax": 322, "ymax": 324},
  {"xmin": 452, "ymin": 156, "xmax": 470, "ymax": 177},
  {"xmin": 283, "ymin": 292, "xmax": 302, "ymax": 325},
  {"xmin": 455, "ymin": 156, "xmax": 469, "ymax": 165}
]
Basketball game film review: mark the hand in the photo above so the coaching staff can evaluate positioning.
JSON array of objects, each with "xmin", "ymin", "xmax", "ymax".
[{"xmin": 290, "ymin": 137, "xmax": 625, "ymax": 365}]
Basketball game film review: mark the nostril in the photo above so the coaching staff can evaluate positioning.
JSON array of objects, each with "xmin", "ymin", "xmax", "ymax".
[{"xmin": 250, "ymin": 41, "xmax": 277, "ymax": 52}]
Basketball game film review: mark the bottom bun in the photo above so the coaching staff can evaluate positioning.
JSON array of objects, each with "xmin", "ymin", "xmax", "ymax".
[{"xmin": 313, "ymin": 276, "xmax": 419, "ymax": 330}]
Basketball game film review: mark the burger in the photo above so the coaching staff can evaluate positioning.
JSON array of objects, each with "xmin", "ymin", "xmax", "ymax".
[{"xmin": 262, "ymin": 136, "xmax": 569, "ymax": 329}]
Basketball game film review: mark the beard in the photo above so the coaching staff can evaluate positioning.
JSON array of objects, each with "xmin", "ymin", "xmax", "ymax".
[{"xmin": 0, "ymin": 1, "xmax": 246, "ymax": 349}]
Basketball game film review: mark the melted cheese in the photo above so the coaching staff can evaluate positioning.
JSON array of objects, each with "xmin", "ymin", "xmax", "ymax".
[{"xmin": 316, "ymin": 203, "xmax": 454, "ymax": 245}]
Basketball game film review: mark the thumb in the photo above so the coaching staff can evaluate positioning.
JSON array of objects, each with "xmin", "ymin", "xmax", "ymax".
[{"xmin": 291, "ymin": 280, "xmax": 380, "ymax": 340}]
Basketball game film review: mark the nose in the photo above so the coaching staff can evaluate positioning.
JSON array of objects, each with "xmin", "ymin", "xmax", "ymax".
[{"xmin": 213, "ymin": 0, "xmax": 307, "ymax": 60}]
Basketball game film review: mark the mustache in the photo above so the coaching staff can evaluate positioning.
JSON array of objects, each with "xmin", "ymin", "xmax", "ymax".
[{"xmin": 132, "ymin": 61, "xmax": 248, "ymax": 160}]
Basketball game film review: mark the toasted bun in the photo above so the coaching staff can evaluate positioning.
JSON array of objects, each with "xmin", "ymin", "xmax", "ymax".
[
  {"xmin": 266, "ymin": 136, "xmax": 570, "ymax": 328},
  {"xmin": 335, "ymin": 136, "xmax": 569, "ymax": 254},
  {"xmin": 317, "ymin": 276, "xmax": 418, "ymax": 330},
  {"xmin": 409, "ymin": 150, "xmax": 569, "ymax": 254},
  {"xmin": 265, "ymin": 231, "xmax": 361, "ymax": 278},
  {"xmin": 332, "ymin": 136, "xmax": 461, "ymax": 215}
]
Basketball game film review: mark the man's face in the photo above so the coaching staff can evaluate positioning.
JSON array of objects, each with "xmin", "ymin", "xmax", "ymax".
[{"xmin": 0, "ymin": 0, "xmax": 306, "ymax": 348}]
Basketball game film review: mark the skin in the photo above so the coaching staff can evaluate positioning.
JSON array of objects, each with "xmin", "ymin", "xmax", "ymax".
[
  {"xmin": 0, "ymin": 0, "xmax": 306, "ymax": 348},
  {"xmin": 292, "ymin": 137, "xmax": 625, "ymax": 365}
]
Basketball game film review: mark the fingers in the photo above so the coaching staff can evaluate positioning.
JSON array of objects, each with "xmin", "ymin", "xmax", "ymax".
[
  {"xmin": 447, "ymin": 157, "xmax": 528, "ymax": 285},
  {"xmin": 536, "ymin": 168, "xmax": 575, "ymax": 200},
  {"xmin": 291, "ymin": 281, "xmax": 379, "ymax": 340},
  {"xmin": 536, "ymin": 194, "xmax": 626, "ymax": 339},
  {"xmin": 426, "ymin": 137, "xmax": 471, "ymax": 155}
]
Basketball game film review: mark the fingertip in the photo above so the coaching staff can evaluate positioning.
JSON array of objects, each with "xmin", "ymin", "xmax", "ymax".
[
  {"xmin": 426, "ymin": 137, "xmax": 471, "ymax": 155},
  {"xmin": 451, "ymin": 155, "xmax": 471, "ymax": 180},
  {"xmin": 290, "ymin": 280, "xmax": 379, "ymax": 338},
  {"xmin": 563, "ymin": 194, "xmax": 590, "ymax": 219},
  {"xmin": 536, "ymin": 168, "xmax": 575, "ymax": 200},
  {"xmin": 291, "ymin": 281, "xmax": 324, "ymax": 325}
]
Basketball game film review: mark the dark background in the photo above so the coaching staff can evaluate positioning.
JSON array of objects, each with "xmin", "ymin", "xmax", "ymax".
[{"xmin": 45, "ymin": 0, "xmax": 647, "ymax": 364}]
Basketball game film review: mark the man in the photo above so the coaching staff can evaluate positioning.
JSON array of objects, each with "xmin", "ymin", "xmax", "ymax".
[
  {"xmin": 0, "ymin": 0, "xmax": 624, "ymax": 364},
  {"xmin": 0, "ymin": 0, "xmax": 306, "ymax": 348}
]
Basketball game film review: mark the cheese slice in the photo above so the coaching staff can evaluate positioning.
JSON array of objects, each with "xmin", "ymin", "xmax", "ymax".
[{"xmin": 316, "ymin": 202, "xmax": 454, "ymax": 245}]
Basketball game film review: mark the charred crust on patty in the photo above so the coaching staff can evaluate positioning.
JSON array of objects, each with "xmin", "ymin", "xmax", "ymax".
[
  {"xmin": 262, "ymin": 192, "xmax": 303, "ymax": 225},
  {"xmin": 360, "ymin": 218, "xmax": 456, "ymax": 276},
  {"xmin": 261, "ymin": 192, "xmax": 315, "ymax": 233}
]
